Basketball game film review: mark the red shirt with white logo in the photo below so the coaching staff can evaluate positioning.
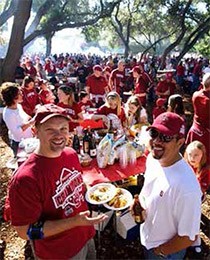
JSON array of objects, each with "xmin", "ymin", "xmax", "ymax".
[
  {"xmin": 57, "ymin": 102, "xmax": 82, "ymax": 131},
  {"xmin": 21, "ymin": 87, "xmax": 40, "ymax": 116},
  {"xmin": 110, "ymin": 69, "xmax": 125, "ymax": 94},
  {"xmin": 8, "ymin": 148, "xmax": 95, "ymax": 259},
  {"xmin": 86, "ymin": 74, "xmax": 107, "ymax": 95}
]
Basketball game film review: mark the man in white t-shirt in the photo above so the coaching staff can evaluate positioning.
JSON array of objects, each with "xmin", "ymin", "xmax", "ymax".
[{"xmin": 137, "ymin": 112, "xmax": 202, "ymax": 259}]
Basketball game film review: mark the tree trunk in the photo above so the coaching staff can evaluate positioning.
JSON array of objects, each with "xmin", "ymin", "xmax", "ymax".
[
  {"xmin": 0, "ymin": 0, "xmax": 32, "ymax": 83},
  {"xmin": 46, "ymin": 37, "xmax": 52, "ymax": 57},
  {"xmin": 45, "ymin": 33, "xmax": 54, "ymax": 57}
]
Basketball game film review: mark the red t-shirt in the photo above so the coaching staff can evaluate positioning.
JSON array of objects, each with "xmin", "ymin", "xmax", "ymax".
[
  {"xmin": 8, "ymin": 148, "xmax": 95, "ymax": 259},
  {"xmin": 110, "ymin": 69, "xmax": 125, "ymax": 94},
  {"xmin": 97, "ymin": 105, "xmax": 126, "ymax": 123},
  {"xmin": 134, "ymin": 72, "xmax": 152, "ymax": 106},
  {"xmin": 156, "ymin": 80, "xmax": 176, "ymax": 98},
  {"xmin": 192, "ymin": 165, "xmax": 210, "ymax": 193},
  {"xmin": 192, "ymin": 89, "xmax": 210, "ymax": 129},
  {"xmin": 86, "ymin": 74, "xmax": 107, "ymax": 95},
  {"xmin": 21, "ymin": 88, "xmax": 40, "ymax": 116},
  {"xmin": 176, "ymin": 65, "xmax": 185, "ymax": 76},
  {"xmin": 78, "ymin": 100, "xmax": 94, "ymax": 112},
  {"xmin": 57, "ymin": 102, "xmax": 82, "ymax": 131},
  {"xmin": 39, "ymin": 89, "xmax": 52, "ymax": 104},
  {"xmin": 152, "ymin": 106, "xmax": 166, "ymax": 119}
]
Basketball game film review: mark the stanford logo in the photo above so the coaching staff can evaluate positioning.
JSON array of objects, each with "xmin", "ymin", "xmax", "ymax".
[{"xmin": 52, "ymin": 168, "xmax": 84, "ymax": 210}]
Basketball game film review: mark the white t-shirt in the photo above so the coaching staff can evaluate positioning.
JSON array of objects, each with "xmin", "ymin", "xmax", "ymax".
[
  {"xmin": 3, "ymin": 104, "xmax": 33, "ymax": 142},
  {"xmin": 140, "ymin": 153, "xmax": 202, "ymax": 250}
]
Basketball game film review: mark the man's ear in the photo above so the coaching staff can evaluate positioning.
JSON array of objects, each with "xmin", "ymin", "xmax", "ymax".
[
  {"xmin": 177, "ymin": 137, "xmax": 185, "ymax": 149},
  {"xmin": 32, "ymin": 126, "xmax": 38, "ymax": 137}
]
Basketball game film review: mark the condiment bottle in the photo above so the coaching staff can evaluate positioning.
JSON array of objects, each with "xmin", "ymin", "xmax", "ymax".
[{"xmin": 133, "ymin": 194, "xmax": 146, "ymax": 224}]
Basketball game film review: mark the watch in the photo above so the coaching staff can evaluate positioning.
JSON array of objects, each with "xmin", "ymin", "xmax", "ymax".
[{"xmin": 155, "ymin": 245, "xmax": 166, "ymax": 258}]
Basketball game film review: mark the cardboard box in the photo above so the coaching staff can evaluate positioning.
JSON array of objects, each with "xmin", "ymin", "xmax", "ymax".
[{"xmin": 115, "ymin": 210, "xmax": 139, "ymax": 240}]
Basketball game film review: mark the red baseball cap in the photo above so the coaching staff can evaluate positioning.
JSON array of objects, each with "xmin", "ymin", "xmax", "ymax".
[
  {"xmin": 34, "ymin": 104, "xmax": 69, "ymax": 125},
  {"xmin": 104, "ymin": 66, "xmax": 112, "ymax": 73},
  {"xmin": 147, "ymin": 112, "xmax": 185, "ymax": 137},
  {"xmin": 93, "ymin": 65, "xmax": 103, "ymax": 72},
  {"xmin": 156, "ymin": 98, "xmax": 166, "ymax": 107},
  {"xmin": 131, "ymin": 66, "xmax": 141, "ymax": 74}
]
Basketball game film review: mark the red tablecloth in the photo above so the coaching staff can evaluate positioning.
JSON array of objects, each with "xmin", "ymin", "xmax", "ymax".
[{"xmin": 82, "ymin": 156, "xmax": 146, "ymax": 186}]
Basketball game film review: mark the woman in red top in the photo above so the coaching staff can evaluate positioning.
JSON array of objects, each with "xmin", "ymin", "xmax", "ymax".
[
  {"xmin": 186, "ymin": 73, "xmax": 210, "ymax": 162},
  {"xmin": 38, "ymin": 80, "xmax": 55, "ymax": 104},
  {"xmin": 92, "ymin": 91, "xmax": 126, "ymax": 129},
  {"xmin": 132, "ymin": 66, "xmax": 152, "ymax": 107},
  {"xmin": 184, "ymin": 141, "xmax": 210, "ymax": 195},
  {"xmin": 21, "ymin": 76, "xmax": 40, "ymax": 116},
  {"xmin": 78, "ymin": 90, "xmax": 94, "ymax": 112},
  {"xmin": 57, "ymin": 85, "xmax": 83, "ymax": 131}
]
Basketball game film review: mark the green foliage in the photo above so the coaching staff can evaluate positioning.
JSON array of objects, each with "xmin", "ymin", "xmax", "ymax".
[{"xmin": 194, "ymin": 34, "xmax": 210, "ymax": 57}]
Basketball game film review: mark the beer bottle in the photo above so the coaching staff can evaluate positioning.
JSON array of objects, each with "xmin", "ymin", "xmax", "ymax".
[
  {"xmin": 133, "ymin": 194, "xmax": 145, "ymax": 224},
  {"xmin": 89, "ymin": 130, "xmax": 97, "ymax": 158},
  {"xmin": 72, "ymin": 128, "xmax": 80, "ymax": 154},
  {"xmin": 83, "ymin": 128, "xmax": 90, "ymax": 154}
]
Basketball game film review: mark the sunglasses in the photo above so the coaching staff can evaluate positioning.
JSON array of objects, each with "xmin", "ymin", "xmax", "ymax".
[{"xmin": 149, "ymin": 129, "xmax": 175, "ymax": 143}]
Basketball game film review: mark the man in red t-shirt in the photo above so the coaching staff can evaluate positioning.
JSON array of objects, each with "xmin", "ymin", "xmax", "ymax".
[
  {"xmin": 6, "ymin": 104, "xmax": 107, "ymax": 259},
  {"xmin": 86, "ymin": 65, "xmax": 108, "ymax": 107},
  {"xmin": 109, "ymin": 59, "xmax": 126, "ymax": 97}
]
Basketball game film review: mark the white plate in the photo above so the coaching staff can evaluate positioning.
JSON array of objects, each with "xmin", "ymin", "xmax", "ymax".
[
  {"xmin": 17, "ymin": 151, "xmax": 28, "ymax": 158},
  {"xmin": 85, "ymin": 183, "xmax": 116, "ymax": 205},
  {"xmin": 103, "ymin": 188, "xmax": 133, "ymax": 211}
]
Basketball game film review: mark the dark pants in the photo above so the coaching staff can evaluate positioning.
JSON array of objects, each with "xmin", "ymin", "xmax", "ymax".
[
  {"xmin": 10, "ymin": 139, "xmax": 19, "ymax": 157},
  {"xmin": 144, "ymin": 247, "xmax": 186, "ymax": 259}
]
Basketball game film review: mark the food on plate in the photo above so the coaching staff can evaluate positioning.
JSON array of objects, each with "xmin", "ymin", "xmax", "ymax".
[
  {"xmin": 89, "ymin": 186, "xmax": 113, "ymax": 202},
  {"xmin": 107, "ymin": 188, "xmax": 127, "ymax": 208}
]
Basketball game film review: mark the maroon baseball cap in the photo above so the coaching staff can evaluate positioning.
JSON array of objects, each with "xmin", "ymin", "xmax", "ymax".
[
  {"xmin": 156, "ymin": 98, "xmax": 166, "ymax": 107},
  {"xmin": 147, "ymin": 112, "xmax": 185, "ymax": 137},
  {"xmin": 93, "ymin": 65, "xmax": 103, "ymax": 72},
  {"xmin": 34, "ymin": 104, "xmax": 69, "ymax": 125}
]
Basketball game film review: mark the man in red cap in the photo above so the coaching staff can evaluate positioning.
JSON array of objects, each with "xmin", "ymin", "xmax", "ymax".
[
  {"xmin": 156, "ymin": 73, "xmax": 176, "ymax": 99},
  {"xmin": 86, "ymin": 64, "xmax": 108, "ymax": 107},
  {"xmin": 6, "ymin": 104, "xmax": 107, "ymax": 259},
  {"xmin": 131, "ymin": 112, "xmax": 202, "ymax": 259}
]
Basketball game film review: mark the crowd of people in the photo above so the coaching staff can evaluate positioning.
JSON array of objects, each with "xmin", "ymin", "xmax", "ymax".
[{"xmin": 0, "ymin": 52, "xmax": 210, "ymax": 259}]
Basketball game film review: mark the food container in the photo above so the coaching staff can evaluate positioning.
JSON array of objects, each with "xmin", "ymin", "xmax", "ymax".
[{"xmin": 79, "ymin": 154, "xmax": 92, "ymax": 167}]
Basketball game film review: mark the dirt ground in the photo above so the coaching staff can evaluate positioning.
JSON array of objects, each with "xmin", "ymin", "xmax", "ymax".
[{"xmin": 0, "ymin": 122, "xmax": 209, "ymax": 260}]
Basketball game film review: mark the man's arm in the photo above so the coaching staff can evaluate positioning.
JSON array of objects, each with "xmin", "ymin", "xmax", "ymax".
[
  {"xmin": 154, "ymin": 234, "xmax": 197, "ymax": 256},
  {"xmin": 14, "ymin": 210, "xmax": 107, "ymax": 240}
]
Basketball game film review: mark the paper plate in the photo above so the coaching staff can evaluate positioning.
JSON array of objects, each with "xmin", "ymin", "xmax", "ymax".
[
  {"xmin": 103, "ymin": 188, "xmax": 133, "ymax": 211},
  {"xmin": 85, "ymin": 183, "xmax": 116, "ymax": 205}
]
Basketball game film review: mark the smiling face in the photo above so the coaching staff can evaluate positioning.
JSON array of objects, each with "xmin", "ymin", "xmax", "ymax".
[
  {"xmin": 128, "ymin": 103, "xmax": 138, "ymax": 115},
  {"xmin": 186, "ymin": 147, "xmax": 203, "ymax": 168},
  {"xmin": 57, "ymin": 88, "xmax": 69, "ymax": 104},
  {"xmin": 107, "ymin": 96, "xmax": 118, "ymax": 109},
  {"xmin": 149, "ymin": 130, "xmax": 184, "ymax": 167},
  {"xmin": 35, "ymin": 116, "xmax": 69, "ymax": 157}
]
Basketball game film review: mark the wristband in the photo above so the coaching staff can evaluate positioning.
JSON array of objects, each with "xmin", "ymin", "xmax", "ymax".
[
  {"xmin": 27, "ymin": 220, "xmax": 44, "ymax": 240},
  {"xmin": 157, "ymin": 245, "xmax": 166, "ymax": 258}
]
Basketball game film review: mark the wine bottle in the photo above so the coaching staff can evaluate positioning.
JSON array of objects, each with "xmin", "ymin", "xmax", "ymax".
[
  {"xmin": 89, "ymin": 130, "xmax": 97, "ymax": 158},
  {"xmin": 82, "ymin": 128, "xmax": 90, "ymax": 154},
  {"xmin": 72, "ymin": 128, "xmax": 80, "ymax": 154}
]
